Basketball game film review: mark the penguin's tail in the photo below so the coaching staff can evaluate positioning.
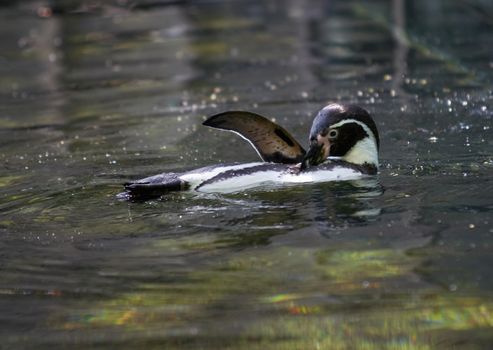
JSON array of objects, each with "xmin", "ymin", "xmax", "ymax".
[{"xmin": 120, "ymin": 172, "xmax": 190, "ymax": 200}]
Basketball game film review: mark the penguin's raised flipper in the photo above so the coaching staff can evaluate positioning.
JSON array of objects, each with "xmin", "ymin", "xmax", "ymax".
[{"xmin": 203, "ymin": 111, "xmax": 306, "ymax": 164}]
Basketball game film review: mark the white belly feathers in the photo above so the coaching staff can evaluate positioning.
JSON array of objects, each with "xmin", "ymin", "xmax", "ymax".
[{"xmin": 183, "ymin": 162, "xmax": 364, "ymax": 194}]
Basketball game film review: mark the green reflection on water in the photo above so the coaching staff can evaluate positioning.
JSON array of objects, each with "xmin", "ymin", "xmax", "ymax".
[
  {"xmin": 53, "ymin": 239, "xmax": 493, "ymax": 349},
  {"xmin": 0, "ymin": 175, "xmax": 23, "ymax": 188}
]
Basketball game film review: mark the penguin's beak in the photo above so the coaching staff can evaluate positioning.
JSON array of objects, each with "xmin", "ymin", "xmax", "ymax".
[{"xmin": 300, "ymin": 136, "xmax": 330, "ymax": 171}]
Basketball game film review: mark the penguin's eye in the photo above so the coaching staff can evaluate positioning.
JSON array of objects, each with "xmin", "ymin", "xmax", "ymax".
[{"xmin": 328, "ymin": 129, "xmax": 338, "ymax": 139}]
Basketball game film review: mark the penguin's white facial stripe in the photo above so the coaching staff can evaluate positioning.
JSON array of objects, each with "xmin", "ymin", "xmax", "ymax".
[
  {"xmin": 328, "ymin": 119, "xmax": 378, "ymax": 147},
  {"xmin": 327, "ymin": 119, "xmax": 379, "ymax": 167}
]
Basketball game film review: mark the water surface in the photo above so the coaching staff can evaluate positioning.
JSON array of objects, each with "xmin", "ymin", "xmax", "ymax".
[{"xmin": 1, "ymin": 0, "xmax": 492, "ymax": 349}]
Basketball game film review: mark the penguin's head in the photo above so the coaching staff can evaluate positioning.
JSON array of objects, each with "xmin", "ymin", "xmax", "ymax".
[{"xmin": 301, "ymin": 103, "xmax": 379, "ymax": 171}]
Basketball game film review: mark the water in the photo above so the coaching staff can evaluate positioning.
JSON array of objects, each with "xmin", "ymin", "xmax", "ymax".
[{"xmin": 1, "ymin": 0, "xmax": 492, "ymax": 348}]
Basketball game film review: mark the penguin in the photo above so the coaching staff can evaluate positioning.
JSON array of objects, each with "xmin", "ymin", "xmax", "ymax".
[{"xmin": 122, "ymin": 103, "xmax": 379, "ymax": 199}]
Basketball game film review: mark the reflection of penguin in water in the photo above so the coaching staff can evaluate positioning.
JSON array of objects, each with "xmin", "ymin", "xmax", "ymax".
[{"xmin": 122, "ymin": 103, "xmax": 380, "ymax": 199}]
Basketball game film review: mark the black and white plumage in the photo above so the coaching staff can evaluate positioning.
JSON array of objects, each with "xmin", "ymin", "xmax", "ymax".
[{"xmin": 122, "ymin": 103, "xmax": 380, "ymax": 199}]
